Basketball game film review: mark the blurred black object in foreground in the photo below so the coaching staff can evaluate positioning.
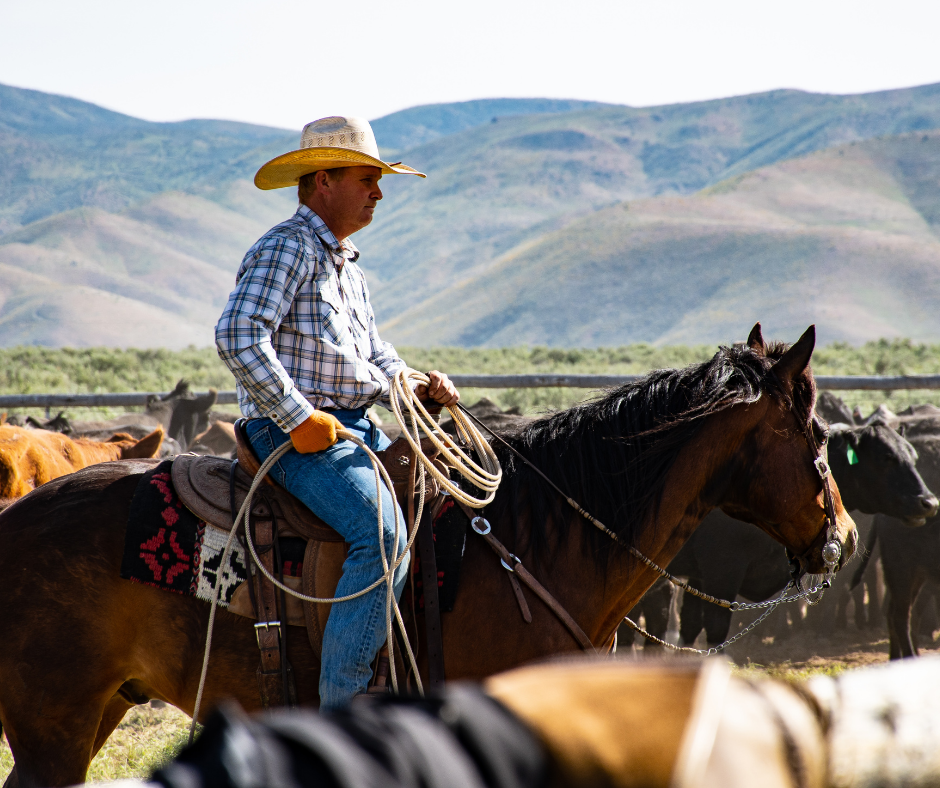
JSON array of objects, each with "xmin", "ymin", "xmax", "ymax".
[{"xmin": 153, "ymin": 686, "xmax": 546, "ymax": 788}]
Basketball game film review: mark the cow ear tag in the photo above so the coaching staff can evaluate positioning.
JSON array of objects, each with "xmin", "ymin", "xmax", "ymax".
[{"xmin": 846, "ymin": 445, "xmax": 859, "ymax": 465}]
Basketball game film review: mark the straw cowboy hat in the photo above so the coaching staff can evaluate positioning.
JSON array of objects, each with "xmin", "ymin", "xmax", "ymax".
[{"xmin": 254, "ymin": 115, "xmax": 426, "ymax": 190}]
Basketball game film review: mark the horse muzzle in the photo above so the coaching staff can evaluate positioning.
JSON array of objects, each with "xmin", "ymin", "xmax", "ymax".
[{"xmin": 790, "ymin": 518, "xmax": 857, "ymax": 577}]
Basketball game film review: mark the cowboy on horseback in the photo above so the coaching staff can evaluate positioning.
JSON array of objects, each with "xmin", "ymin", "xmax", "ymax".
[{"xmin": 215, "ymin": 116, "xmax": 459, "ymax": 709}]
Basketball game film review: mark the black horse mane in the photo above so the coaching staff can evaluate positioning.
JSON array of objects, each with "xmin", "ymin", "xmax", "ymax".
[{"xmin": 486, "ymin": 342, "xmax": 817, "ymax": 566}]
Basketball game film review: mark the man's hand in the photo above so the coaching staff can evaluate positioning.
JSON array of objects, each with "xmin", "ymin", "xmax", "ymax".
[
  {"xmin": 290, "ymin": 411, "xmax": 344, "ymax": 453},
  {"xmin": 416, "ymin": 370, "xmax": 460, "ymax": 408}
]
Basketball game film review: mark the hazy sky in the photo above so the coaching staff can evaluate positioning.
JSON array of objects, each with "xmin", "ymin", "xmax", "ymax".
[{"xmin": 3, "ymin": 0, "xmax": 939, "ymax": 131}]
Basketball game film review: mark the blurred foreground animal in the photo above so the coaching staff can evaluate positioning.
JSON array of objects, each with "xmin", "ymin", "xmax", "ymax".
[
  {"xmin": 0, "ymin": 425, "xmax": 164, "ymax": 498},
  {"xmin": 0, "ymin": 325, "xmax": 857, "ymax": 787},
  {"xmin": 141, "ymin": 656, "xmax": 940, "ymax": 788}
]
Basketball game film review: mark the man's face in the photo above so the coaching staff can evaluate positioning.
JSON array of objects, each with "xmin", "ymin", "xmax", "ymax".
[{"xmin": 322, "ymin": 166, "xmax": 383, "ymax": 236}]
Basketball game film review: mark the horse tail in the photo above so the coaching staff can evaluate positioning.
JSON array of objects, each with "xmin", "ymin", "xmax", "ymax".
[{"xmin": 849, "ymin": 525, "xmax": 878, "ymax": 590}]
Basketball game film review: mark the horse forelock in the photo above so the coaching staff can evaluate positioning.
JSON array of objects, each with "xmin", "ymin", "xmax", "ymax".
[{"xmin": 489, "ymin": 342, "xmax": 814, "ymax": 571}]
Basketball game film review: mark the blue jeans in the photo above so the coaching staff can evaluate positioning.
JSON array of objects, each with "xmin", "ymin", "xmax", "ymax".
[{"xmin": 245, "ymin": 409, "xmax": 409, "ymax": 709}]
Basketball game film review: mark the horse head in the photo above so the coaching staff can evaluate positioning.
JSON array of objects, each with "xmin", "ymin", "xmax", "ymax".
[{"xmin": 713, "ymin": 323, "xmax": 857, "ymax": 575}]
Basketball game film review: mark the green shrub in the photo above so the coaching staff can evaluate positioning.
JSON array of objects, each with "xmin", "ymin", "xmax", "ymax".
[{"xmin": 4, "ymin": 340, "xmax": 940, "ymax": 419}]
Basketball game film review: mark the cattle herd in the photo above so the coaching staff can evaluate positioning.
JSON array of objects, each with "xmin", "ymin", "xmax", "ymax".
[{"xmin": 4, "ymin": 384, "xmax": 940, "ymax": 664}]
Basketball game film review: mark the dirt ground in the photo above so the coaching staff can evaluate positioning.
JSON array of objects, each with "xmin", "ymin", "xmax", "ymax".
[{"xmin": 626, "ymin": 609, "xmax": 940, "ymax": 679}]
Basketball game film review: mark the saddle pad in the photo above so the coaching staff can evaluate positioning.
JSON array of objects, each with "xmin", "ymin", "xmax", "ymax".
[
  {"xmin": 413, "ymin": 497, "xmax": 469, "ymax": 613},
  {"xmin": 121, "ymin": 460, "xmax": 305, "ymax": 606}
]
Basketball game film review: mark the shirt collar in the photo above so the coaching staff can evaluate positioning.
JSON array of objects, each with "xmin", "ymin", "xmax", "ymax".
[{"xmin": 296, "ymin": 204, "xmax": 360, "ymax": 263}]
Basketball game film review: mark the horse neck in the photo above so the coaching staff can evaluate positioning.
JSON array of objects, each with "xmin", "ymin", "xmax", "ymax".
[{"xmin": 521, "ymin": 399, "xmax": 769, "ymax": 646}]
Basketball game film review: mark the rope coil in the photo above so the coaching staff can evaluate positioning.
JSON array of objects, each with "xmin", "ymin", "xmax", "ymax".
[{"xmin": 389, "ymin": 370, "xmax": 502, "ymax": 507}]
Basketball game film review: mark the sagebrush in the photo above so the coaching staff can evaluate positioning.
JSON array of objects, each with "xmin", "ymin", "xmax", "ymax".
[{"xmin": 3, "ymin": 339, "xmax": 940, "ymax": 419}]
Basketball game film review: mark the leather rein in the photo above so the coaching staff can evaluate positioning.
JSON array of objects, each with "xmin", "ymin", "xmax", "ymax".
[{"xmin": 456, "ymin": 398, "xmax": 844, "ymax": 654}]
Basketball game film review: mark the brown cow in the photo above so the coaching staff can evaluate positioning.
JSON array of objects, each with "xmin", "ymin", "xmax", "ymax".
[{"xmin": 0, "ymin": 425, "xmax": 164, "ymax": 498}]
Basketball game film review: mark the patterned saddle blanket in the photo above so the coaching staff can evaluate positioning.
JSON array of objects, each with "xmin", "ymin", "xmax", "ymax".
[{"xmin": 120, "ymin": 460, "xmax": 307, "ymax": 609}]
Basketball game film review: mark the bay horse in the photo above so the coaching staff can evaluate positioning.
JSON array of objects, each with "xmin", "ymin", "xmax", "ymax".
[{"xmin": 0, "ymin": 324, "xmax": 856, "ymax": 788}]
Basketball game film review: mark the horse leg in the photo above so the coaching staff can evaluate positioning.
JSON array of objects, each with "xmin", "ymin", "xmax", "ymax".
[
  {"xmin": 640, "ymin": 582, "xmax": 671, "ymax": 651},
  {"xmin": 1, "ymin": 692, "xmax": 133, "ymax": 788},
  {"xmin": 90, "ymin": 694, "xmax": 135, "ymax": 760},
  {"xmin": 616, "ymin": 606, "xmax": 637, "ymax": 650},
  {"xmin": 678, "ymin": 590, "xmax": 704, "ymax": 646},
  {"xmin": 700, "ymin": 564, "xmax": 748, "ymax": 647},
  {"xmin": 703, "ymin": 604, "xmax": 735, "ymax": 648},
  {"xmin": 1, "ymin": 683, "xmax": 121, "ymax": 788},
  {"xmin": 852, "ymin": 581, "xmax": 867, "ymax": 630}
]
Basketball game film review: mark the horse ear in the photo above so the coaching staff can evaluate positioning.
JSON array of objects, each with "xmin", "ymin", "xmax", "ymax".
[
  {"xmin": 747, "ymin": 323, "xmax": 765, "ymax": 352},
  {"xmin": 773, "ymin": 325, "xmax": 816, "ymax": 383}
]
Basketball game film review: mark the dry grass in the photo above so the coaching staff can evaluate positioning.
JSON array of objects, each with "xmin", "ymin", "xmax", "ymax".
[{"xmin": 0, "ymin": 703, "xmax": 193, "ymax": 784}]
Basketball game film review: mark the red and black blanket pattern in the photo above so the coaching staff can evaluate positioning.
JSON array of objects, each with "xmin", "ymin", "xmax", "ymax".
[{"xmin": 121, "ymin": 460, "xmax": 305, "ymax": 606}]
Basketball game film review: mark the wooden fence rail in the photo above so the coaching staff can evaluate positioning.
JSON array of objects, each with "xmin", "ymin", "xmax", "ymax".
[{"xmin": 2, "ymin": 374, "xmax": 940, "ymax": 410}]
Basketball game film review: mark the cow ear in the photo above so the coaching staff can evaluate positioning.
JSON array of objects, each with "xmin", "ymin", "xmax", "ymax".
[
  {"xmin": 747, "ymin": 322, "xmax": 765, "ymax": 352},
  {"xmin": 773, "ymin": 325, "xmax": 816, "ymax": 383},
  {"xmin": 107, "ymin": 432, "xmax": 135, "ymax": 443},
  {"xmin": 121, "ymin": 427, "xmax": 164, "ymax": 459}
]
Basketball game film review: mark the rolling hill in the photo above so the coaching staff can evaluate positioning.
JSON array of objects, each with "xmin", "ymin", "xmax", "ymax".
[
  {"xmin": 4, "ymin": 82, "xmax": 940, "ymax": 347},
  {"xmin": 381, "ymin": 131, "xmax": 940, "ymax": 346}
]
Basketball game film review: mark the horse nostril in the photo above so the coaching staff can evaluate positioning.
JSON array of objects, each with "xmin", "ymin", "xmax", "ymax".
[{"xmin": 920, "ymin": 495, "xmax": 939, "ymax": 513}]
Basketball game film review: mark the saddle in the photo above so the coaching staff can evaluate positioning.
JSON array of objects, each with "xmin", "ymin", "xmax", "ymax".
[{"xmin": 172, "ymin": 419, "xmax": 450, "ymax": 706}]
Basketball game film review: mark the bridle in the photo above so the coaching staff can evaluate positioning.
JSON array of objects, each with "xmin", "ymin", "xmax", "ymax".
[
  {"xmin": 786, "ymin": 414, "xmax": 843, "ymax": 586},
  {"xmin": 458, "ymin": 393, "xmax": 846, "ymax": 655}
]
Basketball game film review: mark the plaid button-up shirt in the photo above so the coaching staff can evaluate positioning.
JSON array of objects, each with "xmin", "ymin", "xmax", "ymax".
[{"xmin": 215, "ymin": 205, "xmax": 409, "ymax": 433}]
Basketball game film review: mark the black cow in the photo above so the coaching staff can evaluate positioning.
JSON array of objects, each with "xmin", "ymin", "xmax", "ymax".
[
  {"xmin": 816, "ymin": 391, "xmax": 856, "ymax": 426},
  {"xmin": 863, "ymin": 432, "xmax": 940, "ymax": 658},
  {"xmin": 668, "ymin": 420, "xmax": 937, "ymax": 648}
]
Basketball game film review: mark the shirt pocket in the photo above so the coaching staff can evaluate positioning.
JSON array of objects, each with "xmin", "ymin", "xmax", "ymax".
[
  {"xmin": 351, "ymin": 306, "xmax": 372, "ymax": 358},
  {"xmin": 316, "ymin": 288, "xmax": 353, "ymax": 345}
]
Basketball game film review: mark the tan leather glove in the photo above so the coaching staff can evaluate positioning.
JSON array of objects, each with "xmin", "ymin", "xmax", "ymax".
[{"xmin": 289, "ymin": 411, "xmax": 343, "ymax": 454}]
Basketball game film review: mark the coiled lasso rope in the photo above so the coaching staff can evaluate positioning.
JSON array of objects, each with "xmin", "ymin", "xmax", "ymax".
[
  {"xmin": 189, "ymin": 368, "xmax": 501, "ymax": 742},
  {"xmin": 389, "ymin": 369, "xmax": 502, "ymax": 508}
]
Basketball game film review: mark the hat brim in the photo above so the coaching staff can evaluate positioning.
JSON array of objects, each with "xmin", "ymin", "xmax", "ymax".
[{"xmin": 254, "ymin": 147, "xmax": 425, "ymax": 190}]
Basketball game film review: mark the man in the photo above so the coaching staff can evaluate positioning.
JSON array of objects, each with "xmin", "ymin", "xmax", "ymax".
[{"xmin": 215, "ymin": 116, "xmax": 459, "ymax": 709}]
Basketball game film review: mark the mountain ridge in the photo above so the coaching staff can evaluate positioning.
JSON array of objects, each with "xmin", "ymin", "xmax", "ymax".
[{"xmin": 6, "ymin": 82, "xmax": 940, "ymax": 347}]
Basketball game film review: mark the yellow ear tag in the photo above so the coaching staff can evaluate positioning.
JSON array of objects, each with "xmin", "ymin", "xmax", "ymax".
[{"xmin": 846, "ymin": 445, "xmax": 859, "ymax": 465}]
